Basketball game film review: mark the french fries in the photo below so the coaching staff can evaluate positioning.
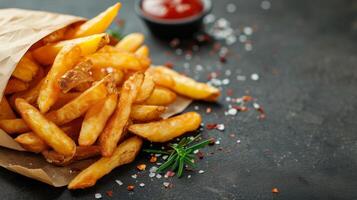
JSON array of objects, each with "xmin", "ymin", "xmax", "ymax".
[
  {"xmin": 33, "ymin": 33, "xmax": 109, "ymax": 65},
  {"xmin": 131, "ymin": 105, "xmax": 167, "ymax": 122},
  {"xmin": 68, "ymin": 136, "xmax": 142, "ymax": 189},
  {"xmin": 0, "ymin": 3, "xmax": 223, "ymax": 190},
  {"xmin": 0, "ymin": 97, "xmax": 16, "ymax": 120},
  {"xmin": 65, "ymin": 3, "xmax": 121, "ymax": 39},
  {"xmin": 135, "ymin": 72, "xmax": 155, "ymax": 103},
  {"xmin": 151, "ymin": 66, "xmax": 220, "ymax": 101},
  {"xmin": 144, "ymin": 86, "xmax": 177, "ymax": 106},
  {"xmin": 116, "ymin": 33, "xmax": 145, "ymax": 52},
  {"xmin": 100, "ymin": 73, "xmax": 143, "ymax": 157},
  {"xmin": 12, "ymin": 54, "xmax": 39, "ymax": 82},
  {"xmin": 4, "ymin": 78, "xmax": 29, "ymax": 94},
  {"xmin": 129, "ymin": 112, "xmax": 202, "ymax": 142},
  {"xmin": 16, "ymin": 98, "xmax": 76, "ymax": 157},
  {"xmin": 38, "ymin": 44, "xmax": 81, "ymax": 113},
  {"xmin": 79, "ymin": 94, "xmax": 118, "ymax": 146}
]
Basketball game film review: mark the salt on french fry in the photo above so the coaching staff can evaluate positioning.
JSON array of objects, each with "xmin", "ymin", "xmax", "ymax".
[
  {"xmin": 32, "ymin": 33, "xmax": 110, "ymax": 65},
  {"xmin": 131, "ymin": 105, "xmax": 167, "ymax": 122},
  {"xmin": 12, "ymin": 54, "xmax": 39, "ymax": 82},
  {"xmin": 144, "ymin": 86, "xmax": 177, "ymax": 106},
  {"xmin": 4, "ymin": 78, "xmax": 30, "ymax": 94},
  {"xmin": 65, "ymin": 3, "xmax": 121, "ymax": 39},
  {"xmin": 15, "ymin": 98, "xmax": 76, "ymax": 157},
  {"xmin": 37, "ymin": 44, "xmax": 81, "ymax": 113},
  {"xmin": 79, "ymin": 94, "xmax": 118, "ymax": 146},
  {"xmin": 129, "ymin": 112, "xmax": 202, "ymax": 142},
  {"xmin": 0, "ymin": 97, "xmax": 16, "ymax": 120},
  {"xmin": 100, "ymin": 73, "xmax": 144, "ymax": 157},
  {"xmin": 115, "ymin": 33, "xmax": 144, "ymax": 52},
  {"xmin": 152, "ymin": 66, "xmax": 220, "ymax": 101},
  {"xmin": 68, "ymin": 136, "xmax": 142, "ymax": 189}
]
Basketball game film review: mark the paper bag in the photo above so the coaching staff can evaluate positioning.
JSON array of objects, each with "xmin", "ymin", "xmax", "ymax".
[{"xmin": 0, "ymin": 8, "xmax": 191, "ymax": 187}]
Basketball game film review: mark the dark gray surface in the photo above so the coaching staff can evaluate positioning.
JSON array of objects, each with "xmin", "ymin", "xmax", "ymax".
[{"xmin": 1, "ymin": 0, "xmax": 357, "ymax": 199}]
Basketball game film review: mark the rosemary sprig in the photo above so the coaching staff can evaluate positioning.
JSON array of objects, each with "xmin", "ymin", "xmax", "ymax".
[{"xmin": 144, "ymin": 135, "xmax": 210, "ymax": 177}]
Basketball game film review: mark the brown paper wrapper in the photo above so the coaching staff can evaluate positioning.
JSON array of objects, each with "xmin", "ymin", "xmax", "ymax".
[{"xmin": 0, "ymin": 8, "xmax": 191, "ymax": 187}]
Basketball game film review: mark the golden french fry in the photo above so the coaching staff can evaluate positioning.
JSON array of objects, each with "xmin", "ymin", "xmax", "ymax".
[
  {"xmin": 79, "ymin": 94, "xmax": 118, "ymax": 146},
  {"xmin": 14, "ymin": 118, "xmax": 83, "ymax": 153},
  {"xmin": 42, "ymin": 145, "xmax": 101, "ymax": 166},
  {"xmin": 100, "ymin": 73, "xmax": 144, "ymax": 157},
  {"xmin": 91, "ymin": 67, "xmax": 124, "ymax": 81},
  {"xmin": 15, "ymin": 132, "xmax": 48, "ymax": 153},
  {"xmin": 33, "ymin": 33, "xmax": 109, "ymax": 65},
  {"xmin": 0, "ymin": 118, "xmax": 29, "ymax": 134},
  {"xmin": 46, "ymin": 76, "xmax": 110, "ymax": 125},
  {"xmin": 131, "ymin": 105, "xmax": 167, "ymax": 122},
  {"xmin": 4, "ymin": 78, "xmax": 29, "ymax": 94},
  {"xmin": 65, "ymin": 3, "xmax": 121, "ymax": 39},
  {"xmin": 41, "ymin": 27, "xmax": 67, "ymax": 44},
  {"xmin": 87, "ymin": 50, "xmax": 151, "ymax": 72},
  {"xmin": 12, "ymin": 54, "xmax": 39, "ymax": 82},
  {"xmin": 152, "ymin": 66, "xmax": 220, "ymax": 101},
  {"xmin": 51, "ymin": 92, "xmax": 81, "ymax": 111},
  {"xmin": 135, "ymin": 45, "xmax": 150, "ymax": 58},
  {"xmin": 144, "ymin": 86, "xmax": 177, "ymax": 106},
  {"xmin": 38, "ymin": 44, "xmax": 81, "ymax": 113},
  {"xmin": 15, "ymin": 98, "xmax": 76, "ymax": 157},
  {"xmin": 9, "ymin": 78, "xmax": 44, "ymax": 109},
  {"xmin": 129, "ymin": 112, "xmax": 202, "ymax": 142},
  {"xmin": 116, "ymin": 33, "xmax": 144, "ymax": 52},
  {"xmin": 0, "ymin": 97, "xmax": 16, "ymax": 120},
  {"xmin": 147, "ymin": 67, "xmax": 175, "ymax": 88},
  {"xmin": 68, "ymin": 136, "xmax": 142, "ymax": 189},
  {"xmin": 135, "ymin": 72, "xmax": 155, "ymax": 103},
  {"xmin": 58, "ymin": 60, "xmax": 94, "ymax": 93}
]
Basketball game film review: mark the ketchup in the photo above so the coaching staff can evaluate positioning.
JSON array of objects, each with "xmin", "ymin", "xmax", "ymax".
[{"xmin": 142, "ymin": 0, "xmax": 204, "ymax": 20}]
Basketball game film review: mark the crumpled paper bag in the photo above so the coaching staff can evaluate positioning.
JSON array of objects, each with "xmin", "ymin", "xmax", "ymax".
[{"xmin": 0, "ymin": 8, "xmax": 191, "ymax": 187}]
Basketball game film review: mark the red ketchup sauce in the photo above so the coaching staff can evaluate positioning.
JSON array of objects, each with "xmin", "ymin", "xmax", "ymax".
[{"xmin": 142, "ymin": 0, "xmax": 204, "ymax": 20}]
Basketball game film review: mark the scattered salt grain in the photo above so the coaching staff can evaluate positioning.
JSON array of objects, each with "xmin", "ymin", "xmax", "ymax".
[
  {"xmin": 204, "ymin": 14, "xmax": 216, "ymax": 24},
  {"xmin": 236, "ymin": 75, "xmax": 246, "ymax": 81},
  {"xmin": 227, "ymin": 108, "xmax": 238, "ymax": 115},
  {"xmin": 239, "ymin": 35, "xmax": 247, "ymax": 43},
  {"xmin": 139, "ymin": 183, "xmax": 145, "ymax": 187},
  {"xmin": 157, "ymin": 162, "xmax": 162, "ymax": 166},
  {"xmin": 226, "ymin": 3, "xmax": 237, "ymax": 13},
  {"xmin": 95, "ymin": 193, "xmax": 102, "ymax": 199},
  {"xmin": 194, "ymin": 106, "xmax": 199, "ymax": 110},
  {"xmin": 115, "ymin": 180, "xmax": 123, "ymax": 186},
  {"xmin": 245, "ymin": 43, "xmax": 253, "ymax": 51},
  {"xmin": 149, "ymin": 172, "xmax": 156, "ymax": 178},
  {"xmin": 222, "ymin": 78, "xmax": 230, "ymax": 85},
  {"xmin": 237, "ymin": 139, "xmax": 241, "ymax": 144},
  {"xmin": 155, "ymin": 154, "xmax": 161, "ymax": 157},
  {"xmin": 251, "ymin": 73, "xmax": 259, "ymax": 80},
  {"xmin": 225, "ymin": 70, "xmax": 232, "ymax": 76},
  {"xmin": 196, "ymin": 65, "xmax": 203, "ymax": 71},
  {"xmin": 261, "ymin": 0, "xmax": 271, "ymax": 10},
  {"xmin": 163, "ymin": 182, "xmax": 170, "ymax": 188},
  {"xmin": 131, "ymin": 174, "xmax": 137, "ymax": 179},
  {"xmin": 198, "ymin": 170, "xmax": 205, "ymax": 174},
  {"xmin": 226, "ymin": 97, "xmax": 231, "ymax": 102},
  {"xmin": 150, "ymin": 166, "xmax": 158, "ymax": 173},
  {"xmin": 188, "ymin": 175, "xmax": 192, "ymax": 179},
  {"xmin": 253, "ymin": 102, "xmax": 260, "ymax": 109},
  {"xmin": 156, "ymin": 174, "xmax": 162, "ymax": 179},
  {"xmin": 243, "ymin": 26, "xmax": 253, "ymax": 35},
  {"xmin": 215, "ymin": 140, "xmax": 221, "ymax": 145},
  {"xmin": 216, "ymin": 124, "xmax": 225, "ymax": 131},
  {"xmin": 162, "ymin": 155, "xmax": 168, "ymax": 160},
  {"xmin": 193, "ymin": 149, "xmax": 199, "ymax": 154}
]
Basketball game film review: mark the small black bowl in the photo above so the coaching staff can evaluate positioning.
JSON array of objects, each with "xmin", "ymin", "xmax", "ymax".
[{"xmin": 135, "ymin": 0, "xmax": 212, "ymax": 38}]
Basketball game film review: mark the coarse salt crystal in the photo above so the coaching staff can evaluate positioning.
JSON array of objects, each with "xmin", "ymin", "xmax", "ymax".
[
  {"xmin": 261, "ymin": 0, "xmax": 271, "ymax": 10},
  {"xmin": 237, "ymin": 75, "xmax": 246, "ymax": 81},
  {"xmin": 139, "ymin": 183, "xmax": 145, "ymax": 187},
  {"xmin": 95, "ymin": 193, "xmax": 102, "ymax": 199},
  {"xmin": 188, "ymin": 175, "xmax": 192, "ymax": 179},
  {"xmin": 217, "ymin": 124, "xmax": 225, "ymax": 131},
  {"xmin": 198, "ymin": 170, "xmax": 205, "ymax": 174},
  {"xmin": 156, "ymin": 174, "xmax": 162, "ymax": 179},
  {"xmin": 243, "ymin": 27, "xmax": 253, "ymax": 35},
  {"xmin": 253, "ymin": 102, "xmax": 260, "ymax": 109},
  {"xmin": 163, "ymin": 182, "xmax": 170, "ymax": 188},
  {"xmin": 225, "ymin": 70, "xmax": 232, "ymax": 76},
  {"xmin": 115, "ymin": 180, "xmax": 123, "ymax": 186},
  {"xmin": 245, "ymin": 43, "xmax": 253, "ymax": 51},
  {"xmin": 162, "ymin": 155, "xmax": 168, "ymax": 160},
  {"xmin": 251, "ymin": 73, "xmax": 259, "ymax": 80},
  {"xmin": 150, "ymin": 166, "xmax": 158, "ymax": 173},
  {"xmin": 227, "ymin": 108, "xmax": 238, "ymax": 115},
  {"xmin": 222, "ymin": 78, "xmax": 230, "ymax": 85},
  {"xmin": 131, "ymin": 174, "xmax": 137, "ymax": 179},
  {"xmin": 149, "ymin": 172, "xmax": 156, "ymax": 178},
  {"xmin": 237, "ymin": 140, "xmax": 241, "ymax": 144},
  {"xmin": 196, "ymin": 65, "xmax": 203, "ymax": 71},
  {"xmin": 193, "ymin": 149, "xmax": 199, "ymax": 154},
  {"xmin": 226, "ymin": 97, "xmax": 231, "ymax": 102},
  {"xmin": 204, "ymin": 14, "xmax": 216, "ymax": 24},
  {"xmin": 239, "ymin": 35, "xmax": 247, "ymax": 43},
  {"xmin": 226, "ymin": 3, "xmax": 237, "ymax": 13},
  {"xmin": 194, "ymin": 106, "xmax": 199, "ymax": 110}
]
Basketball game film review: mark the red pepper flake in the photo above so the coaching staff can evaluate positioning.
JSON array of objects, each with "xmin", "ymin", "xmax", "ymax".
[
  {"xmin": 206, "ymin": 123, "xmax": 217, "ymax": 130},
  {"xmin": 127, "ymin": 185, "xmax": 135, "ymax": 191},
  {"xmin": 257, "ymin": 107, "xmax": 266, "ymax": 120},
  {"xmin": 206, "ymin": 107, "xmax": 212, "ymax": 113},
  {"xmin": 219, "ymin": 55, "xmax": 227, "ymax": 63},
  {"xmin": 136, "ymin": 164, "xmax": 146, "ymax": 171},
  {"xmin": 232, "ymin": 106, "xmax": 248, "ymax": 112},
  {"xmin": 196, "ymin": 151, "xmax": 204, "ymax": 159},
  {"xmin": 165, "ymin": 170, "xmax": 175, "ymax": 177},
  {"xmin": 242, "ymin": 96, "xmax": 253, "ymax": 102},
  {"xmin": 164, "ymin": 61, "xmax": 174, "ymax": 68},
  {"xmin": 226, "ymin": 89, "xmax": 233, "ymax": 96},
  {"xmin": 149, "ymin": 156, "xmax": 157, "ymax": 163},
  {"xmin": 106, "ymin": 190, "xmax": 113, "ymax": 197},
  {"xmin": 272, "ymin": 188, "xmax": 279, "ymax": 193},
  {"xmin": 208, "ymin": 138, "xmax": 216, "ymax": 146}
]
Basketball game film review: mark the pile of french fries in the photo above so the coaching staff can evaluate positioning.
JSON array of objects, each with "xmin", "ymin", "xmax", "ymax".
[{"xmin": 0, "ymin": 3, "xmax": 220, "ymax": 189}]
